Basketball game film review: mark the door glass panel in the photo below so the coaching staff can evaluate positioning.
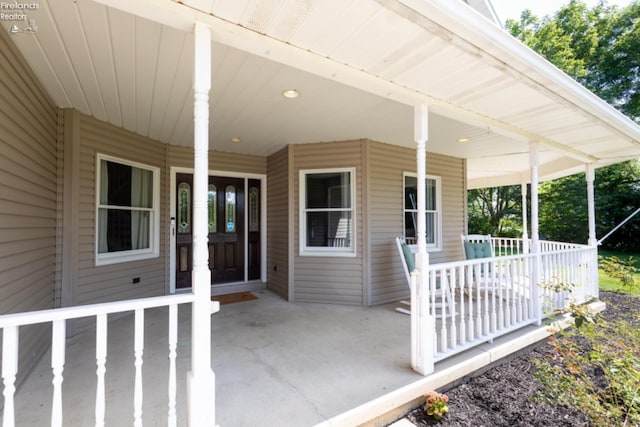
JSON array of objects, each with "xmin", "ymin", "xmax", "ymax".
[
  {"xmin": 179, "ymin": 246, "xmax": 188, "ymax": 272},
  {"xmin": 178, "ymin": 182, "xmax": 190, "ymax": 234},
  {"xmin": 249, "ymin": 186, "xmax": 259, "ymax": 232},
  {"xmin": 208, "ymin": 184, "xmax": 217, "ymax": 233},
  {"xmin": 225, "ymin": 185, "xmax": 236, "ymax": 232}
]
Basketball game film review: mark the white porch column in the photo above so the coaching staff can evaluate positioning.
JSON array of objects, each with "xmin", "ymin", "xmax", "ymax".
[
  {"xmin": 586, "ymin": 163, "xmax": 599, "ymax": 298},
  {"xmin": 411, "ymin": 104, "xmax": 434, "ymax": 375},
  {"xmin": 529, "ymin": 142, "xmax": 542, "ymax": 324},
  {"xmin": 521, "ymin": 183, "xmax": 529, "ymax": 253},
  {"xmin": 414, "ymin": 105, "xmax": 429, "ymax": 271},
  {"xmin": 188, "ymin": 22, "xmax": 217, "ymax": 427}
]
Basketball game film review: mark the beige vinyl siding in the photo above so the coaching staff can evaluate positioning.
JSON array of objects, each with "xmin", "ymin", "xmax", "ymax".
[
  {"xmin": 167, "ymin": 145, "xmax": 267, "ymax": 174},
  {"xmin": 62, "ymin": 111, "xmax": 167, "ymax": 311},
  {"xmin": 266, "ymin": 147, "xmax": 289, "ymax": 299},
  {"xmin": 367, "ymin": 141, "xmax": 465, "ymax": 305},
  {"xmin": 292, "ymin": 141, "xmax": 364, "ymax": 305},
  {"xmin": 0, "ymin": 31, "xmax": 57, "ymax": 386}
]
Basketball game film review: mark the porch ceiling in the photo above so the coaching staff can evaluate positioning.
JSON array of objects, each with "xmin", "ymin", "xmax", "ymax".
[{"xmin": 5, "ymin": 0, "xmax": 640, "ymax": 188}]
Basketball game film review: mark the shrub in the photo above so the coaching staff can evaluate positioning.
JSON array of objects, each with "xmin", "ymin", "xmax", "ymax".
[
  {"xmin": 424, "ymin": 391, "xmax": 449, "ymax": 420},
  {"xmin": 600, "ymin": 255, "xmax": 638, "ymax": 290},
  {"xmin": 534, "ymin": 316, "xmax": 640, "ymax": 426}
]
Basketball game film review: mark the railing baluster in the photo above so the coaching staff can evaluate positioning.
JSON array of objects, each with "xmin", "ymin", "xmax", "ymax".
[
  {"xmin": 168, "ymin": 304, "xmax": 178, "ymax": 427},
  {"xmin": 457, "ymin": 265, "xmax": 466, "ymax": 346},
  {"xmin": 51, "ymin": 320, "xmax": 66, "ymax": 427},
  {"xmin": 465, "ymin": 265, "xmax": 475, "ymax": 342},
  {"xmin": 2, "ymin": 325, "xmax": 18, "ymax": 427},
  {"xmin": 95, "ymin": 313, "xmax": 107, "ymax": 427},
  {"xmin": 134, "ymin": 309, "xmax": 144, "ymax": 427},
  {"xmin": 448, "ymin": 267, "xmax": 457, "ymax": 349}
]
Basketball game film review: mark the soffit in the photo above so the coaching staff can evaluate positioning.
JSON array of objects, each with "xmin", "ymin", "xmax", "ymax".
[{"xmin": 4, "ymin": 0, "xmax": 640, "ymax": 189}]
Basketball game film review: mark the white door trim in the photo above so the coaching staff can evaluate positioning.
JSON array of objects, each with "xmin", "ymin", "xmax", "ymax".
[{"xmin": 169, "ymin": 167, "xmax": 267, "ymax": 293}]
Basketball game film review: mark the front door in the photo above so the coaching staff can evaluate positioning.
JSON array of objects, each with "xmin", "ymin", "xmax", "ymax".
[{"xmin": 175, "ymin": 174, "xmax": 245, "ymax": 289}]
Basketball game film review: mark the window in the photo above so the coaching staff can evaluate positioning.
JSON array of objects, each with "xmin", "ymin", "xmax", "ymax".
[
  {"xmin": 300, "ymin": 168, "xmax": 355, "ymax": 256},
  {"xmin": 96, "ymin": 154, "xmax": 160, "ymax": 265},
  {"xmin": 403, "ymin": 173, "xmax": 442, "ymax": 250}
]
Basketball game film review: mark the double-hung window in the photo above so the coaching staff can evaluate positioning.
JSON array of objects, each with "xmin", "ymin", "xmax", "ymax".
[
  {"xmin": 96, "ymin": 154, "xmax": 160, "ymax": 265},
  {"xmin": 403, "ymin": 172, "xmax": 442, "ymax": 250},
  {"xmin": 300, "ymin": 168, "xmax": 355, "ymax": 256}
]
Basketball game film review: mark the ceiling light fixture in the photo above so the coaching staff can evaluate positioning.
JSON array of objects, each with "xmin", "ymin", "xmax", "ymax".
[
  {"xmin": 458, "ymin": 137, "xmax": 471, "ymax": 143},
  {"xmin": 282, "ymin": 89, "xmax": 300, "ymax": 99},
  {"xmin": 231, "ymin": 137, "xmax": 241, "ymax": 143}
]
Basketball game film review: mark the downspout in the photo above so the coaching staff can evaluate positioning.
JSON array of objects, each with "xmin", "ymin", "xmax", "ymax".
[
  {"xmin": 188, "ymin": 22, "xmax": 217, "ymax": 426},
  {"xmin": 529, "ymin": 142, "xmax": 542, "ymax": 325},
  {"xmin": 586, "ymin": 164, "xmax": 599, "ymax": 299}
]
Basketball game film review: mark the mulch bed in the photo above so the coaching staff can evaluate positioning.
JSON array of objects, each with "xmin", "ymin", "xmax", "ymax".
[{"xmin": 402, "ymin": 291, "xmax": 640, "ymax": 426}]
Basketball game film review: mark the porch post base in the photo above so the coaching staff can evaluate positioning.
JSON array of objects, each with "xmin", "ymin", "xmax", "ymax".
[{"xmin": 187, "ymin": 369, "xmax": 216, "ymax": 427}]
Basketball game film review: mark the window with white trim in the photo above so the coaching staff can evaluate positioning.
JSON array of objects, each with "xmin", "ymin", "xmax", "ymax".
[
  {"xmin": 96, "ymin": 154, "xmax": 160, "ymax": 265},
  {"xmin": 403, "ymin": 173, "xmax": 442, "ymax": 250},
  {"xmin": 300, "ymin": 168, "xmax": 355, "ymax": 256}
]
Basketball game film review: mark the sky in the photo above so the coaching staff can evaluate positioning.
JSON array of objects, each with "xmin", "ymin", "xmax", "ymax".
[{"xmin": 490, "ymin": 0, "xmax": 635, "ymax": 23}]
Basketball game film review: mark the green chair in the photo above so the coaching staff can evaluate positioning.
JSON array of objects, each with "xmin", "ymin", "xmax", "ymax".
[
  {"xmin": 461, "ymin": 234, "xmax": 509, "ymax": 295},
  {"xmin": 395, "ymin": 237, "xmax": 454, "ymax": 316}
]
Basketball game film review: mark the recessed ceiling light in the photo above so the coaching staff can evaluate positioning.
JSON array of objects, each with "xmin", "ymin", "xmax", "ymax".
[
  {"xmin": 231, "ymin": 137, "xmax": 241, "ymax": 143},
  {"xmin": 458, "ymin": 137, "xmax": 471, "ymax": 143},
  {"xmin": 282, "ymin": 89, "xmax": 300, "ymax": 99}
]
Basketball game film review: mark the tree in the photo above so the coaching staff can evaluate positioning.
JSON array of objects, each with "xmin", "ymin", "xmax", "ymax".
[
  {"xmin": 506, "ymin": 0, "xmax": 640, "ymax": 122},
  {"xmin": 467, "ymin": 1, "xmax": 640, "ymax": 250},
  {"xmin": 468, "ymin": 186, "xmax": 522, "ymax": 237}
]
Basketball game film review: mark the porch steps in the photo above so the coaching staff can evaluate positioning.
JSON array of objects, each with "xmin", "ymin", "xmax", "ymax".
[{"xmin": 315, "ymin": 300, "xmax": 606, "ymax": 427}]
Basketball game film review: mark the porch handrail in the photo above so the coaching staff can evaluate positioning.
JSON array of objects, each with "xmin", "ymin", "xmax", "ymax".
[
  {"xmin": 1, "ymin": 292, "xmax": 204, "ymax": 427},
  {"xmin": 411, "ymin": 243, "xmax": 597, "ymax": 375},
  {"xmin": 0, "ymin": 293, "xmax": 196, "ymax": 327}
]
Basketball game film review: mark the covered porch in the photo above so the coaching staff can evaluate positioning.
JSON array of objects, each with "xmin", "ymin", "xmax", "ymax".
[
  {"xmin": 3, "ymin": 280, "xmax": 591, "ymax": 427},
  {"xmin": 2, "ymin": 0, "xmax": 640, "ymax": 426},
  {"xmin": 1, "ymin": 235, "xmax": 600, "ymax": 426}
]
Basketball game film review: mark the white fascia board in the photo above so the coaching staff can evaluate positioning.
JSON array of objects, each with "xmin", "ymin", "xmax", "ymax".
[{"xmin": 394, "ymin": 0, "xmax": 640, "ymax": 144}]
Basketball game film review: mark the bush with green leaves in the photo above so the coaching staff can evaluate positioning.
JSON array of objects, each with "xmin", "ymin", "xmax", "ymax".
[
  {"xmin": 534, "ymin": 313, "xmax": 640, "ymax": 426},
  {"xmin": 600, "ymin": 255, "xmax": 638, "ymax": 290}
]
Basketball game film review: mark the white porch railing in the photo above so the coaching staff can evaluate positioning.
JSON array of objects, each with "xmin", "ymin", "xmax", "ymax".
[
  {"xmin": 411, "ymin": 239, "xmax": 598, "ymax": 374},
  {"xmin": 0, "ymin": 293, "xmax": 207, "ymax": 427}
]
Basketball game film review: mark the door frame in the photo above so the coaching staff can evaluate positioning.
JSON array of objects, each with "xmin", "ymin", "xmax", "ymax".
[{"xmin": 169, "ymin": 167, "xmax": 267, "ymax": 293}]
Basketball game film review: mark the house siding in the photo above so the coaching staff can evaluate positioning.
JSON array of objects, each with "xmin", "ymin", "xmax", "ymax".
[
  {"xmin": 61, "ymin": 111, "xmax": 168, "ymax": 313},
  {"xmin": 167, "ymin": 145, "xmax": 267, "ymax": 174},
  {"xmin": 266, "ymin": 147, "xmax": 290, "ymax": 299},
  {"xmin": 292, "ymin": 141, "xmax": 364, "ymax": 305},
  {"xmin": 367, "ymin": 142, "xmax": 465, "ymax": 305},
  {"xmin": 0, "ymin": 30, "xmax": 57, "ymax": 385}
]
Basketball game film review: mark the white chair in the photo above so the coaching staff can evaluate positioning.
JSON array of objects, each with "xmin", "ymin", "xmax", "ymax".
[{"xmin": 395, "ymin": 237, "xmax": 454, "ymax": 317}]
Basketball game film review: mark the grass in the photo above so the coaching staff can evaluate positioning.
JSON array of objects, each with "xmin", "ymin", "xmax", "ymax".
[{"xmin": 598, "ymin": 250, "xmax": 640, "ymax": 295}]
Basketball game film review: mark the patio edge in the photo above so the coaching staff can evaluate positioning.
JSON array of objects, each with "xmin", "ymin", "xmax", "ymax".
[{"xmin": 316, "ymin": 300, "xmax": 606, "ymax": 427}]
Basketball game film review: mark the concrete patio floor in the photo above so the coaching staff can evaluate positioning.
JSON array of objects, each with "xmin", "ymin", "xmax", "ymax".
[{"xmin": 7, "ymin": 289, "xmax": 579, "ymax": 426}]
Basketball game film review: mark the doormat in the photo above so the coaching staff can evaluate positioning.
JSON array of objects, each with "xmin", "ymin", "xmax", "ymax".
[{"xmin": 211, "ymin": 291, "xmax": 258, "ymax": 305}]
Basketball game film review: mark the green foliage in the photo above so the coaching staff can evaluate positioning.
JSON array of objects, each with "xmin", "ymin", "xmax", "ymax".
[
  {"xmin": 600, "ymin": 255, "xmax": 638, "ymax": 289},
  {"xmin": 424, "ymin": 391, "xmax": 449, "ymax": 420},
  {"xmin": 534, "ymin": 318, "xmax": 640, "ymax": 426},
  {"xmin": 471, "ymin": 1, "xmax": 640, "ymax": 252},
  {"xmin": 506, "ymin": 0, "xmax": 640, "ymax": 122},
  {"xmin": 599, "ymin": 251, "xmax": 640, "ymax": 294},
  {"xmin": 467, "ymin": 185, "xmax": 523, "ymax": 237}
]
